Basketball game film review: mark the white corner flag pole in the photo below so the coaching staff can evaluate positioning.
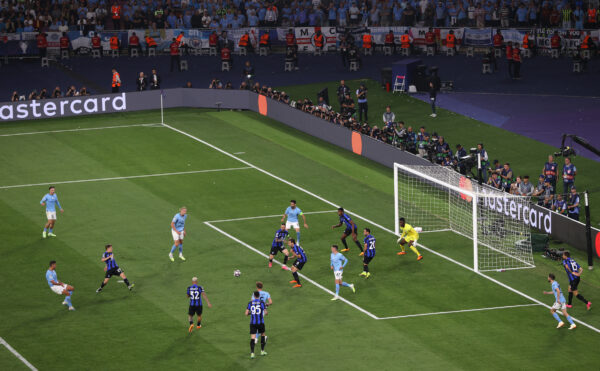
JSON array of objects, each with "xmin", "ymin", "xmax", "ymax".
[{"xmin": 160, "ymin": 90, "xmax": 164, "ymax": 125}]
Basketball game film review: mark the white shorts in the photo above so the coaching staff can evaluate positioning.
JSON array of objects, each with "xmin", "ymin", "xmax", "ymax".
[
  {"xmin": 46, "ymin": 211, "xmax": 57, "ymax": 220},
  {"xmin": 172, "ymin": 230, "xmax": 184, "ymax": 241},
  {"xmin": 286, "ymin": 221, "xmax": 300, "ymax": 230},
  {"xmin": 50, "ymin": 284, "xmax": 67, "ymax": 295},
  {"xmin": 552, "ymin": 302, "xmax": 566, "ymax": 311},
  {"xmin": 334, "ymin": 270, "xmax": 343, "ymax": 280}
]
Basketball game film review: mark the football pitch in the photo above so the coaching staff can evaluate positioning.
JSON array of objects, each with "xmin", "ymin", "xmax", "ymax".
[{"xmin": 1, "ymin": 108, "xmax": 599, "ymax": 370}]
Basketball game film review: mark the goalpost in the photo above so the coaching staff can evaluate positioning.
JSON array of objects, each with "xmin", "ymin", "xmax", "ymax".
[{"xmin": 394, "ymin": 163, "xmax": 535, "ymax": 272}]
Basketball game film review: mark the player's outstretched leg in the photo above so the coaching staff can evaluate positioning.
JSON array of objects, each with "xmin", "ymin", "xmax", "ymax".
[
  {"xmin": 281, "ymin": 254, "xmax": 289, "ymax": 270},
  {"xmin": 562, "ymin": 308, "xmax": 576, "ymax": 330},
  {"xmin": 120, "ymin": 272, "xmax": 134, "ymax": 290},
  {"xmin": 342, "ymin": 281, "xmax": 355, "ymax": 293},
  {"xmin": 96, "ymin": 278, "xmax": 109, "ymax": 293},
  {"xmin": 291, "ymin": 271, "xmax": 301, "ymax": 287},
  {"xmin": 340, "ymin": 235, "xmax": 350, "ymax": 252}
]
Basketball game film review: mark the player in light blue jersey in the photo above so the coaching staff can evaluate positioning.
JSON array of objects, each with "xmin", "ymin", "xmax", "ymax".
[
  {"xmin": 281, "ymin": 200, "xmax": 308, "ymax": 244},
  {"xmin": 40, "ymin": 186, "xmax": 64, "ymax": 238},
  {"xmin": 543, "ymin": 273, "xmax": 576, "ymax": 330},
  {"xmin": 252, "ymin": 281, "xmax": 272, "ymax": 344},
  {"xmin": 46, "ymin": 260, "xmax": 75, "ymax": 310},
  {"xmin": 330, "ymin": 245, "xmax": 355, "ymax": 301},
  {"xmin": 169, "ymin": 207, "xmax": 187, "ymax": 262}
]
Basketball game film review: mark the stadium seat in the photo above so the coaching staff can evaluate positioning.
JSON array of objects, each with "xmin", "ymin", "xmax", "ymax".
[
  {"xmin": 130, "ymin": 48, "xmax": 139, "ymax": 58},
  {"xmin": 221, "ymin": 61, "xmax": 231, "ymax": 71},
  {"xmin": 60, "ymin": 50, "xmax": 69, "ymax": 60},
  {"xmin": 582, "ymin": 50, "xmax": 591, "ymax": 60},
  {"xmin": 209, "ymin": 47, "xmax": 217, "ymax": 56},
  {"xmin": 494, "ymin": 48, "xmax": 502, "ymax": 58},
  {"xmin": 426, "ymin": 46, "xmax": 435, "ymax": 56},
  {"xmin": 41, "ymin": 57, "xmax": 49, "ymax": 67},
  {"xmin": 314, "ymin": 48, "xmax": 322, "ymax": 56},
  {"xmin": 551, "ymin": 49, "xmax": 559, "ymax": 59},
  {"xmin": 180, "ymin": 60, "xmax": 188, "ymax": 71},
  {"xmin": 349, "ymin": 61, "xmax": 358, "ymax": 71},
  {"xmin": 482, "ymin": 63, "xmax": 492, "ymax": 74},
  {"xmin": 92, "ymin": 49, "xmax": 101, "ymax": 58},
  {"xmin": 147, "ymin": 48, "xmax": 156, "ymax": 57},
  {"xmin": 363, "ymin": 48, "xmax": 372, "ymax": 56},
  {"xmin": 573, "ymin": 61, "xmax": 582, "ymax": 73},
  {"xmin": 466, "ymin": 47, "xmax": 474, "ymax": 57},
  {"xmin": 400, "ymin": 48, "xmax": 410, "ymax": 56},
  {"xmin": 238, "ymin": 47, "xmax": 247, "ymax": 56},
  {"xmin": 522, "ymin": 48, "xmax": 531, "ymax": 58},
  {"xmin": 446, "ymin": 48, "xmax": 455, "ymax": 56},
  {"xmin": 383, "ymin": 46, "xmax": 392, "ymax": 55},
  {"xmin": 111, "ymin": 49, "xmax": 119, "ymax": 58},
  {"xmin": 284, "ymin": 61, "xmax": 294, "ymax": 71},
  {"xmin": 259, "ymin": 47, "xmax": 268, "ymax": 56}
]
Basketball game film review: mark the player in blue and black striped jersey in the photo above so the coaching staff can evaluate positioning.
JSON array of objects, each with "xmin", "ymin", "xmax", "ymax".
[
  {"xmin": 96, "ymin": 244, "xmax": 134, "ymax": 292},
  {"xmin": 360, "ymin": 228, "xmax": 376, "ymax": 278},
  {"xmin": 246, "ymin": 291, "xmax": 268, "ymax": 358},
  {"xmin": 286, "ymin": 239, "xmax": 306, "ymax": 288},
  {"xmin": 562, "ymin": 251, "xmax": 592, "ymax": 310},
  {"xmin": 332, "ymin": 207, "xmax": 364, "ymax": 255},
  {"xmin": 187, "ymin": 277, "xmax": 212, "ymax": 333},
  {"xmin": 268, "ymin": 224, "xmax": 290, "ymax": 269}
]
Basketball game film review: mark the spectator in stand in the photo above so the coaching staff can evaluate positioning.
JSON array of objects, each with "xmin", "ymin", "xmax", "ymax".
[
  {"xmin": 562, "ymin": 157, "xmax": 577, "ymax": 194},
  {"xmin": 136, "ymin": 72, "xmax": 147, "ymax": 91},
  {"xmin": 474, "ymin": 4, "xmax": 485, "ymax": 28},
  {"xmin": 515, "ymin": 3, "xmax": 528, "ymax": 26},
  {"xmin": 533, "ymin": 175, "xmax": 546, "ymax": 205},
  {"xmin": 500, "ymin": 162, "xmax": 513, "ymax": 192},
  {"xmin": 488, "ymin": 172, "xmax": 502, "ymax": 189},
  {"xmin": 500, "ymin": 4, "xmax": 510, "ymax": 27},
  {"xmin": 518, "ymin": 175, "xmax": 534, "ymax": 196},
  {"xmin": 382, "ymin": 106, "xmax": 395, "ymax": 128},
  {"xmin": 567, "ymin": 187, "xmax": 580, "ymax": 220},
  {"xmin": 552, "ymin": 194, "xmax": 567, "ymax": 215},
  {"xmin": 149, "ymin": 69, "xmax": 161, "ymax": 90}
]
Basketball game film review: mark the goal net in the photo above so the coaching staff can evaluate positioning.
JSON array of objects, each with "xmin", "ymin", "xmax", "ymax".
[{"xmin": 394, "ymin": 164, "xmax": 535, "ymax": 272}]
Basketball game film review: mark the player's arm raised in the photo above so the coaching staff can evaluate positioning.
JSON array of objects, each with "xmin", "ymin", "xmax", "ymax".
[{"xmin": 202, "ymin": 291, "xmax": 212, "ymax": 308}]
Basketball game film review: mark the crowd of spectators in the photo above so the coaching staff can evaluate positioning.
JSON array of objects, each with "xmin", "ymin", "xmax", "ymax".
[
  {"xmin": 1, "ymin": 0, "xmax": 599, "ymax": 33},
  {"xmin": 10, "ymin": 85, "xmax": 90, "ymax": 101}
]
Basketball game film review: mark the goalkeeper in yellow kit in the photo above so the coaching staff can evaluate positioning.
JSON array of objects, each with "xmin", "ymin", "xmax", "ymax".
[{"xmin": 397, "ymin": 217, "xmax": 423, "ymax": 261}]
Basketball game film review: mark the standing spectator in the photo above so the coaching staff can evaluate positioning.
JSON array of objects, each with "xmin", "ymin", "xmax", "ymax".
[
  {"xmin": 562, "ymin": 157, "xmax": 577, "ymax": 194},
  {"xmin": 111, "ymin": 68, "xmax": 121, "ymax": 93},
  {"xmin": 474, "ymin": 4, "xmax": 486, "ymax": 28},
  {"xmin": 518, "ymin": 175, "xmax": 534, "ymax": 196},
  {"xmin": 170, "ymin": 38, "xmax": 180, "ymax": 72},
  {"xmin": 416, "ymin": 127, "xmax": 429, "ymax": 158},
  {"xmin": 515, "ymin": 3, "xmax": 528, "ymax": 26},
  {"xmin": 512, "ymin": 43, "xmax": 522, "ymax": 80},
  {"xmin": 542, "ymin": 180, "xmax": 554, "ymax": 208},
  {"xmin": 149, "ymin": 68, "xmax": 161, "ymax": 90},
  {"xmin": 265, "ymin": 4, "xmax": 278, "ymax": 27},
  {"xmin": 337, "ymin": 80, "xmax": 350, "ymax": 107},
  {"xmin": 562, "ymin": 4, "xmax": 573, "ymax": 29},
  {"xmin": 356, "ymin": 83, "xmax": 368, "ymax": 123},
  {"xmin": 349, "ymin": 2, "xmax": 360, "ymax": 26},
  {"xmin": 500, "ymin": 162, "xmax": 513, "ymax": 192},
  {"xmin": 542, "ymin": 155, "xmax": 558, "ymax": 192},
  {"xmin": 382, "ymin": 106, "xmax": 395, "ymax": 127},
  {"xmin": 500, "ymin": 4, "xmax": 510, "ymax": 27},
  {"xmin": 567, "ymin": 187, "xmax": 580, "ymax": 220},
  {"xmin": 533, "ymin": 175, "xmax": 546, "ymax": 205},
  {"xmin": 428, "ymin": 75, "xmax": 440, "ymax": 118},
  {"xmin": 136, "ymin": 72, "xmax": 147, "ymax": 91}
]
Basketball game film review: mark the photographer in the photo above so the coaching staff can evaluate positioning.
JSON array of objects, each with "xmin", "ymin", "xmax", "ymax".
[
  {"xmin": 435, "ymin": 136, "xmax": 450, "ymax": 164},
  {"xmin": 65, "ymin": 86, "xmax": 77, "ymax": 97},
  {"xmin": 477, "ymin": 143, "xmax": 489, "ymax": 183},
  {"xmin": 149, "ymin": 68, "xmax": 161, "ymax": 90},
  {"xmin": 532, "ymin": 175, "xmax": 546, "ymax": 205},
  {"xmin": 337, "ymin": 80, "xmax": 350, "ymax": 107},
  {"xmin": 79, "ymin": 86, "xmax": 89, "ymax": 96},
  {"xmin": 382, "ymin": 106, "xmax": 395, "ymax": 128},
  {"xmin": 405, "ymin": 126, "xmax": 417, "ymax": 153},
  {"xmin": 442, "ymin": 154, "xmax": 454, "ymax": 167},
  {"xmin": 341, "ymin": 93, "xmax": 356, "ymax": 117},
  {"xmin": 567, "ymin": 187, "xmax": 580, "ymax": 221},
  {"xmin": 499, "ymin": 162, "xmax": 513, "ymax": 192},
  {"xmin": 517, "ymin": 175, "xmax": 533, "ymax": 196},
  {"xmin": 242, "ymin": 61, "xmax": 255, "ymax": 83},
  {"xmin": 11, "ymin": 91, "xmax": 19, "ymax": 102},
  {"xmin": 552, "ymin": 194, "xmax": 567, "ymax": 215},
  {"xmin": 209, "ymin": 79, "xmax": 222, "ymax": 89},
  {"xmin": 39, "ymin": 88, "xmax": 48, "ymax": 99},
  {"xmin": 356, "ymin": 83, "xmax": 368, "ymax": 123},
  {"xmin": 488, "ymin": 172, "xmax": 502, "ymax": 189},
  {"xmin": 52, "ymin": 86, "xmax": 62, "ymax": 98},
  {"xmin": 416, "ymin": 126, "xmax": 429, "ymax": 158},
  {"xmin": 454, "ymin": 144, "xmax": 467, "ymax": 174},
  {"xmin": 136, "ymin": 72, "xmax": 147, "ymax": 91},
  {"xmin": 542, "ymin": 154, "xmax": 558, "ymax": 192},
  {"xmin": 224, "ymin": 82, "xmax": 233, "ymax": 90},
  {"xmin": 542, "ymin": 180, "xmax": 554, "ymax": 208},
  {"xmin": 562, "ymin": 157, "xmax": 577, "ymax": 195}
]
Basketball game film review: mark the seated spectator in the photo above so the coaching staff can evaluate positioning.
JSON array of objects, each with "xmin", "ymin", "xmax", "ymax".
[
  {"xmin": 488, "ymin": 172, "xmax": 502, "ymax": 189},
  {"xmin": 517, "ymin": 175, "xmax": 533, "ymax": 196}
]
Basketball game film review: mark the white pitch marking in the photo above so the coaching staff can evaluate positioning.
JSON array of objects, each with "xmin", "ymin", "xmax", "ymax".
[
  {"xmin": 0, "ymin": 123, "xmax": 163, "ymax": 137},
  {"xmin": 377, "ymin": 303, "xmax": 541, "ymax": 320},
  {"xmin": 233, "ymin": 152, "xmax": 246, "ymax": 155},
  {"xmin": 206, "ymin": 210, "xmax": 337, "ymax": 223},
  {"xmin": 205, "ymin": 221, "xmax": 378, "ymax": 319},
  {"xmin": 0, "ymin": 336, "xmax": 38, "ymax": 371},
  {"xmin": 166, "ymin": 123, "xmax": 600, "ymax": 334},
  {"xmin": 0, "ymin": 167, "xmax": 253, "ymax": 189}
]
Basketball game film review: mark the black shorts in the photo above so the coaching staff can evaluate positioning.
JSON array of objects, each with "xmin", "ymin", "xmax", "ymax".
[
  {"xmin": 270, "ymin": 245, "xmax": 284, "ymax": 256},
  {"xmin": 569, "ymin": 277, "xmax": 581, "ymax": 291},
  {"xmin": 344, "ymin": 225, "xmax": 357, "ymax": 235},
  {"xmin": 250, "ymin": 323, "xmax": 265, "ymax": 334},
  {"xmin": 105, "ymin": 267, "xmax": 123, "ymax": 278},
  {"xmin": 363, "ymin": 255, "xmax": 374, "ymax": 265},
  {"xmin": 188, "ymin": 305, "xmax": 203, "ymax": 316},
  {"xmin": 293, "ymin": 260, "xmax": 306, "ymax": 270}
]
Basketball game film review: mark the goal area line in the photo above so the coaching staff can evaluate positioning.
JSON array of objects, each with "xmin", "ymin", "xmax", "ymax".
[{"xmin": 204, "ymin": 218, "xmax": 538, "ymax": 321}]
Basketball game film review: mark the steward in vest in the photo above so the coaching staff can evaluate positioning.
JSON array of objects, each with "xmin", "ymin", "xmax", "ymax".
[
  {"xmin": 506, "ymin": 41, "xmax": 513, "ymax": 78},
  {"xmin": 111, "ymin": 68, "xmax": 121, "ymax": 93},
  {"xmin": 550, "ymin": 31, "xmax": 561, "ymax": 52},
  {"xmin": 286, "ymin": 29, "xmax": 297, "ymax": 52},
  {"xmin": 400, "ymin": 30, "xmax": 411, "ymax": 50},
  {"xmin": 221, "ymin": 45, "xmax": 232, "ymax": 66},
  {"xmin": 259, "ymin": 33, "xmax": 270, "ymax": 49},
  {"xmin": 175, "ymin": 31, "xmax": 189, "ymax": 55},
  {"xmin": 493, "ymin": 29, "xmax": 504, "ymax": 49},
  {"xmin": 586, "ymin": 8, "xmax": 597, "ymax": 28},
  {"xmin": 238, "ymin": 31, "xmax": 253, "ymax": 53},
  {"xmin": 425, "ymin": 28, "xmax": 435, "ymax": 52},
  {"xmin": 111, "ymin": 3, "xmax": 122, "ymax": 28},
  {"xmin": 445, "ymin": 30, "xmax": 456, "ymax": 51},
  {"xmin": 37, "ymin": 32, "xmax": 48, "ymax": 57},
  {"xmin": 313, "ymin": 30, "xmax": 324, "ymax": 51},
  {"xmin": 145, "ymin": 35, "xmax": 157, "ymax": 55},
  {"xmin": 543, "ymin": 155, "xmax": 558, "ymax": 191},
  {"xmin": 170, "ymin": 38, "xmax": 180, "ymax": 72},
  {"xmin": 209, "ymin": 31, "xmax": 218, "ymax": 49},
  {"xmin": 512, "ymin": 43, "xmax": 521, "ymax": 79},
  {"xmin": 580, "ymin": 31, "xmax": 595, "ymax": 53},
  {"xmin": 362, "ymin": 31, "xmax": 372, "ymax": 50},
  {"xmin": 59, "ymin": 33, "xmax": 70, "ymax": 51},
  {"xmin": 384, "ymin": 30, "xmax": 395, "ymax": 52},
  {"xmin": 128, "ymin": 32, "xmax": 141, "ymax": 56}
]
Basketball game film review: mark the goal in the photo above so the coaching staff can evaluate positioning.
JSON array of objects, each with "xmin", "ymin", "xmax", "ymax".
[{"xmin": 394, "ymin": 163, "xmax": 535, "ymax": 272}]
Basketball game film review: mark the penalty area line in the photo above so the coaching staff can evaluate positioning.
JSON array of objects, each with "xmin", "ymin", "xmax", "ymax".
[
  {"xmin": 0, "ymin": 123, "xmax": 163, "ymax": 137},
  {"xmin": 204, "ymin": 221, "xmax": 378, "ymax": 320},
  {"xmin": 206, "ymin": 210, "xmax": 337, "ymax": 223},
  {"xmin": 0, "ymin": 167, "xmax": 253, "ymax": 189},
  {"xmin": 377, "ymin": 303, "xmax": 542, "ymax": 320},
  {"xmin": 0, "ymin": 336, "xmax": 38, "ymax": 371}
]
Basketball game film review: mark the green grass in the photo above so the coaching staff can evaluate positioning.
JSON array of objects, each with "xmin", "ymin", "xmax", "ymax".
[
  {"xmin": 279, "ymin": 79, "xmax": 600, "ymax": 225},
  {"xmin": 1, "ymin": 108, "xmax": 600, "ymax": 370}
]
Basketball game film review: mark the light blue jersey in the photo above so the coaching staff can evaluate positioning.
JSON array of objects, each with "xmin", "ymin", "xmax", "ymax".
[
  {"xmin": 46, "ymin": 269, "xmax": 57, "ymax": 287},
  {"xmin": 552, "ymin": 281, "xmax": 566, "ymax": 303},
  {"xmin": 284, "ymin": 206, "xmax": 303, "ymax": 223},
  {"xmin": 330, "ymin": 252, "xmax": 348, "ymax": 271},
  {"xmin": 172, "ymin": 213, "xmax": 187, "ymax": 232},
  {"xmin": 40, "ymin": 193, "xmax": 61, "ymax": 212},
  {"xmin": 251, "ymin": 291, "xmax": 271, "ymax": 304}
]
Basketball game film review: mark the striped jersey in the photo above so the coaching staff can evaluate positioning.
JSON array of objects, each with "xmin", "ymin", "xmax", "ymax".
[
  {"xmin": 339, "ymin": 213, "xmax": 355, "ymax": 229},
  {"xmin": 363, "ymin": 234, "xmax": 376, "ymax": 257},
  {"xmin": 272, "ymin": 228, "xmax": 289, "ymax": 248},
  {"xmin": 103, "ymin": 252, "xmax": 118, "ymax": 270},
  {"xmin": 247, "ymin": 299, "xmax": 266, "ymax": 325},
  {"xmin": 562, "ymin": 258, "xmax": 581, "ymax": 282},
  {"xmin": 292, "ymin": 244, "xmax": 307, "ymax": 263},
  {"xmin": 187, "ymin": 284, "xmax": 204, "ymax": 306}
]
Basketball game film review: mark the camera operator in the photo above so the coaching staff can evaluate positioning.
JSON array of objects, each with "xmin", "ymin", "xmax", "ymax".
[
  {"xmin": 242, "ymin": 60, "xmax": 255, "ymax": 84},
  {"xmin": 477, "ymin": 143, "xmax": 489, "ymax": 183},
  {"xmin": 209, "ymin": 79, "xmax": 222, "ymax": 89},
  {"xmin": 499, "ymin": 162, "xmax": 513, "ymax": 192},
  {"xmin": 149, "ymin": 68, "xmax": 161, "ymax": 90},
  {"xmin": 51, "ymin": 86, "xmax": 62, "ymax": 98},
  {"xmin": 567, "ymin": 187, "xmax": 580, "ymax": 221},
  {"xmin": 435, "ymin": 136, "xmax": 450, "ymax": 164},
  {"xmin": 341, "ymin": 93, "xmax": 356, "ymax": 117},
  {"xmin": 454, "ymin": 144, "xmax": 467, "ymax": 174},
  {"xmin": 517, "ymin": 175, "xmax": 533, "ymax": 196},
  {"xmin": 65, "ymin": 86, "xmax": 77, "ymax": 97},
  {"xmin": 405, "ymin": 126, "xmax": 417, "ymax": 153},
  {"xmin": 562, "ymin": 157, "xmax": 577, "ymax": 195},
  {"xmin": 542, "ymin": 180, "xmax": 554, "ymax": 208},
  {"xmin": 356, "ymin": 83, "xmax": 368, "ymax": 123},
  {"xmin": 532, "ymin": 175, "xmax": 546, "ymax": 205},
  {"xmin": 337, "ymin": 80, "xmax": 350, "ymax": 107},
  {"xmin": 136, "ymin": 72, "xmax": 147, "ymax": 91},
  {"xmin": 239, "ymin": 81, "xmax": 249, "ymax": 90},
  {"xmin": 542, "ymin": 154, "xmax": 558, "ymax": 192},
  {"xmin": 552, "ymin": 194, "xmax": 567, "ymax": 215},
  {"xmin": 442, "ymin": 154, "xmax": 454, "ymax": 167},
  {"xmin": 11, "ymin": 91, "xmax": 19, "ymax": 102},
  {"xmin": 488, "ymin": 172, "xmax": 502, "ymax": 189},
  {"xmin": 393, "ymin": 121, "xmax": 407, "ymax": 148},
  {"xmin": 510, "ymin": 176, "xmax": 521, "ymax": 195},
  {"xmin": 79, "ymin": 86, "xmax": 89, "ymax": 96},
  {"xmin": 382, "ymin": 106, "xmax": 395, "ymax": 128},
  {"xmin": 416, "ymin": 126, "xmax": 429, "ymax": 157}
]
